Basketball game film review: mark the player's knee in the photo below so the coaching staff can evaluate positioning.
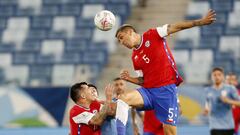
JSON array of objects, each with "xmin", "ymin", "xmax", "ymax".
[
  {"xmin": 118, "ymin": 91, "xmax": 144, "ymax": 108},
  {"xmin": 118, "ymin": 93, "xmax": 131, "ymax": 104}
]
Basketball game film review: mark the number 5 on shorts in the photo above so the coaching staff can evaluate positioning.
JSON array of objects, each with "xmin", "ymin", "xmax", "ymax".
[{"xmin": 168, "ymin": 108, "xmax": 174, "ymax": 119}]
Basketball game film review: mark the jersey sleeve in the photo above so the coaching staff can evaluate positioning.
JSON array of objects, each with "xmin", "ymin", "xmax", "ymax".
[
  {"xmin": 72, "ymin": 111, "xmax": 95, "ymax": 124},
  {"xmin": 146, "ymin": 24, "xmax": 168, "ymax": 39},
  {"xmin": 156, "ymin": 24, "xmax": 169, "ymax": 38},
  {"xmin": 135, "ymin": 70, "xmax": 143, "ymax": 77}
]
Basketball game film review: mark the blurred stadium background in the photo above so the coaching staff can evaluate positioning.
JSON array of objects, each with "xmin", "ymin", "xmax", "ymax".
[{"xmin": 0, "ymin": 0, "xmax": 239, "ymax": 134}]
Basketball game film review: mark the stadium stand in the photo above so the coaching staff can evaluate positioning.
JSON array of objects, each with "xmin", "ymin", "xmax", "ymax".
[
  {"xmin": 0, "ymin": 0, "xmax": 131, "ymax": 86},
  {"xmin": 174, "ymin": 0, "xmax": 240, "ymax": 84},
  {"xmin": 0, "ymin": 0, "xmax": 239, "ymax": 134}
]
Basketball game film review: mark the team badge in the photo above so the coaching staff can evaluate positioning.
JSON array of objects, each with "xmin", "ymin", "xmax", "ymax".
[
  {"xmin": 134, "ymin": 55, "xmax": 138, "ymax": 60},
  {"xmin": 145, "ymin": 40, "xmax": 150, "ymax": 47}
]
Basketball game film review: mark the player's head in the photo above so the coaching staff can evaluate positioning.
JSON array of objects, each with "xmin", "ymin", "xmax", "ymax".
[
  {"xmin": 113, "ymin": 77, "xmax": 126, "ymax": 95},
  {"xmin": 225, "ymin": 72, "xmax": 238, "ymax": 86},
  {"xmin": 88, "ymin": 84, "xmax": 99, "ymax": 99},
  {"xmin": 211, "ymin": 67, "xmax": 225, "ymax": 85},
  {"xmin": 70, "ymin": 82, "xmax": 95, "ymax": 104},
  {"xmin": 115, "ymin": 24, "xmax": 139, "ymax": 49}
]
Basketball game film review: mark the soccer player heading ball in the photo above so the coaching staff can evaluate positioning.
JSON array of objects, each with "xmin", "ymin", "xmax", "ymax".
[{"xmin": 114, "ymin": 9, "xmax": 216, "ymax": 135}]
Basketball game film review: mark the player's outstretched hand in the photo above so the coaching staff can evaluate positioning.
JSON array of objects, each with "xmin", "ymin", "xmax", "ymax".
[
  {"xmin": 120, "ymin": 69, "xmax": 130, "ymax": 81},
  {"xmin": 201, "ymin": 9, "xmax": 216, "ymax": 25},
  {"xmin": 105, "ymin": 84, "xmax": 114, "ymax": 102}
]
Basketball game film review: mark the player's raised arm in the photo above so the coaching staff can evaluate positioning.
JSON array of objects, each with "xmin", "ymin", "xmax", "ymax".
[
  {"xmin": 120, "ymin": 69, "xmax": 143, "ymax": 85},
  {"xmin": 166, "ymin": 9, "xmax": 216, "ymax": 36},
  {"xmin": 220, "ymin": 88, "xmax": 240, "ymax": 107},
  {"xmin": 221, "ymin": 97, "xmax": 240, "ymax": 106},
  {"xmin": 89, "ymin": 84, "xmax": 114, "ymax": 125}
]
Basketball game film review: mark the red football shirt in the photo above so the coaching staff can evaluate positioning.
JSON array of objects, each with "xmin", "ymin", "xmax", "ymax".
[
  {"xmin": 132, "ymin": 25, "xmax": 183, "ymax": 88},
  {"xmin": 232, "ymin": 87, "xmax": 240, "ymax": 133},
  {"xmin": 144, "ymin": 110, "xmax": 164, "ymax": 135},
  {"xmin": 69, "ymin": 101, "xmax": 101, "ymax": 135}
]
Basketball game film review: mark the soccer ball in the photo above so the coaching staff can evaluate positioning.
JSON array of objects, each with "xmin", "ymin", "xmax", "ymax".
[{"xmin": 94, "ymin": 10, "xmax": 116, "ymax": 31}]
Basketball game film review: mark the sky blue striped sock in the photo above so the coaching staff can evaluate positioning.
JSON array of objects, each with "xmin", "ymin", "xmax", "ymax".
[{"xmin": 115, "ymin": 99, "xmax": 129, "ymax": 135}]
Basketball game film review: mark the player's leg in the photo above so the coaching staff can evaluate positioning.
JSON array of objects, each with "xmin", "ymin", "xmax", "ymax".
[
  {"xmin": 115, "ymin": 88, "xmax": 153, "ymax": 135},
  {"xmin": 118, "ymin": 89, "xmax": 145, "ymax": 108},
  {"xmin": 150, "ymin": 84, "xmax": 179, "ymax": 135},
  {"xmin": 115, "ymin": 99, "xmax": 129, "ymax": 135},
  {"xmin": 163, "ymin": 124, "xmax": 177, "ymax": 135},
  {"xmin": 114, "ymin": 89, "xmax": 143, "ymax": 135}
]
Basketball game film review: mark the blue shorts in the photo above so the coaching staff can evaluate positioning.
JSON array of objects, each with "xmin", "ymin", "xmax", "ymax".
[{"xmin": 137, "ymin": 84, "xmax": 179, "ymax": 126}]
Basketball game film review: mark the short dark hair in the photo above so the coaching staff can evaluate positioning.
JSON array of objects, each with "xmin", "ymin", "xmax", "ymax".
[
  {"xmin": 226, "ymin": 72, "xmax": 238, "ymax": 78},
  {"xmin": 113, "ymin": 77, "xmax": 123, "ymax": 81},
  {"xmin": 88, "ymin": 84, "xmax": 98, "ymax": 94},
  {"xmin": 115, "ymin": 24, "xmax": 137, "ymax": 38},
  {"xmin": 212, "ymin": 67, "xmax": 224, "ymax": 74},
  {"xmin": 227, "ymin": 72, "xmax": 236, "ymax": 76},
  {"xmin": 70, "ymin": 82, "xmax": 87, "ymax": 103}
]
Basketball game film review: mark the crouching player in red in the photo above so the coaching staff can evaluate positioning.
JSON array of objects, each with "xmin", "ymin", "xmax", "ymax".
[{"xmin": 69, "ymin": 82, "xmax": 114, "ymax": 135}]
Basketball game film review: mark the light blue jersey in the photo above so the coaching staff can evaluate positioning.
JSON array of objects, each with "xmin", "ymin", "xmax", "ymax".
[
  {"xmin": 101, "ymin": 116, "xmax": 117, "ymax": 135},
  {"xmin": 205, "ymin": 84, "xmax": 240, "ymax": 130}
]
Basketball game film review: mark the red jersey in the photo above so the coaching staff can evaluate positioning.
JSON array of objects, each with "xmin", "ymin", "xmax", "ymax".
[
  {"xmin": 144, "ymin": 110, "xmax": 164, "ymax": 135},
  {"xmin": 132, "ymin": 25, "xmax": 183, "ymax": 88},
  {"xmin": 232, "ymin": 87, "xmax": 240, "ymax": 133},
  {"xmin": 69, "ymin": 101, "xmax": 101, "ymax": 135}
]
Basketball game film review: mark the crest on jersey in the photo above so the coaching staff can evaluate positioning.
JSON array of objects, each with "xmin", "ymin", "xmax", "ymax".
[
  {"xmin": 134, "ymin": 55, "xmax": 138, "ymax": 60},
  {"xmin": 145, "ymin": 40, "xmax": 150, "ymax": 47}
]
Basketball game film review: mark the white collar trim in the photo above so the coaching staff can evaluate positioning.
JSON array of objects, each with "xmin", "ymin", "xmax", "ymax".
[{"xmin": 76, "ymin": 104, "xmax": 90, "ymax": 110}]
